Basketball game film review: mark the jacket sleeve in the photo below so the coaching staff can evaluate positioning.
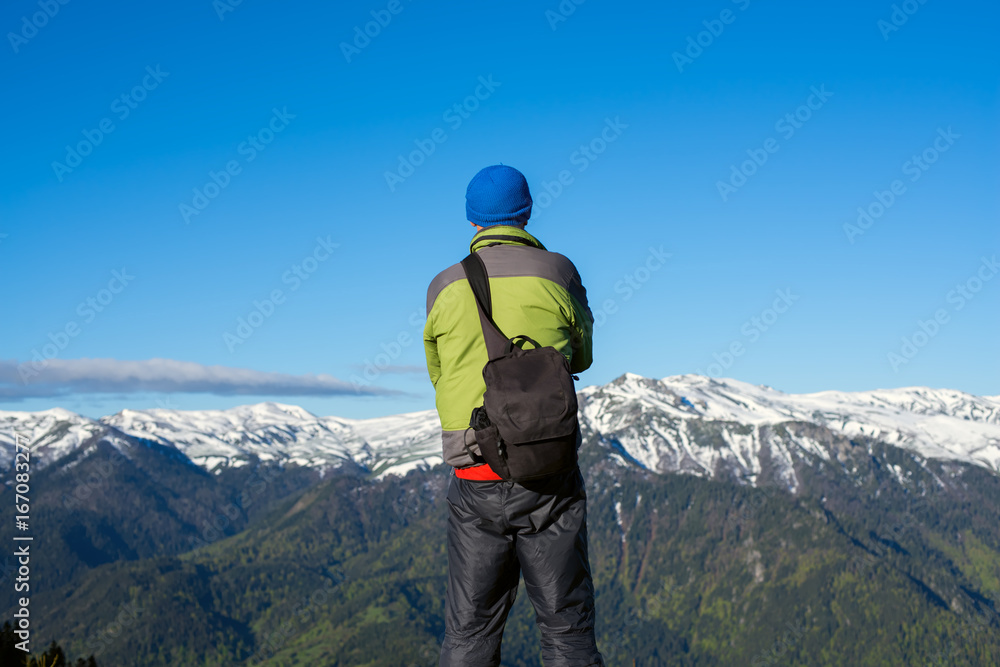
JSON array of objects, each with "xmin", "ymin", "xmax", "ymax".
[
  {"xmin": 567, "ymin": 264, "xmax": 594, "ymax": 374},
  {"xmin": 423, "ymin": 300, "xmax": 441, "ymax": 388}
]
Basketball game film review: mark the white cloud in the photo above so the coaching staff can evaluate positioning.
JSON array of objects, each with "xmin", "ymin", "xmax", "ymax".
[{"xmin": 0, "ymin": 357, "xmax": 395, "ymax": 400}]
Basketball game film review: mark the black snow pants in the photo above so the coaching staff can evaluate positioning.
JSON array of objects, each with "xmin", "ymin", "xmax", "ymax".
[{"xmin": 439, "ymin": 465, "xmax": 604, "ymax": 667}]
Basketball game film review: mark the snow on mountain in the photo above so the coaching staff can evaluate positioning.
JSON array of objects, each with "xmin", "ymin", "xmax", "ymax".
[
  {"xmin": 2, "ymin": 376, "xmax": 998, "ymax": 487},
  {"xmin": 347, "ymin": 410, "xmax": 444, "ymax": 476},
  {"xmin": 580, "ymin": 373, "xmax": 1000, "ymax": 489},
  {"xmin": 100, "ymin": 401, "xmax": 442, "ymax": 476},
  {"xmin": 0, "ymin": 408, "xmax": 106, "ymax": 470}
]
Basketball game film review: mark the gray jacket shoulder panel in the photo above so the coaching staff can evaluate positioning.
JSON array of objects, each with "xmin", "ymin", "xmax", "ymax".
[
  {"xmin": 426, "ymin": 246, "xmax": 591, "ymax": 317},
  {"xmin": 426, "ymin": 263, "xmax": 467, "ymax": 316}
]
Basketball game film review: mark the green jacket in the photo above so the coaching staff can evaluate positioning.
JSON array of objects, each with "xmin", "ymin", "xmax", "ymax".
[{"xmin": 423, "ymin": 226, "xmax": 594, "ymax": 468}]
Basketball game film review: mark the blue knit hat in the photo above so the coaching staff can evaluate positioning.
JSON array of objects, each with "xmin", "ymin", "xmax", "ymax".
[{"xmin": 465, "ymin": 165, "xmax": 532, "ymax": 227}]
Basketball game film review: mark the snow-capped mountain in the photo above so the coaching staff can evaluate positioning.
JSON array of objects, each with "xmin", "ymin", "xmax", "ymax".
[
  {"xmin": 101, "ymin": 402, "xmax": 441, "ymax": 476},
  {"xmin": 580, "ymin": 373, "xmax": 1000, "ymax": 491},
  {"xmin": 2, "ymin": 374, "xmax": 998, "ymax": 488},
  {"xmin": 0, "ymin": 401, "xmax": 442, "ymax": 478},
  {"xmin": 0, "ymin": 407, "xmax": 107, "ymax": 470}
]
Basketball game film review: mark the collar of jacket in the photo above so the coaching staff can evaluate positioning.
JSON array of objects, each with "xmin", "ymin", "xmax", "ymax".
[{"xmin": 470, "ymin": 225, "xmax": 547, "ymax": 253}]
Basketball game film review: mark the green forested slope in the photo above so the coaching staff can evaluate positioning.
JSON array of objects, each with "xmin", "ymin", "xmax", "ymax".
[{"xmin": 30, "ymin": 445, "xmax": 1000, "ymax": 666}]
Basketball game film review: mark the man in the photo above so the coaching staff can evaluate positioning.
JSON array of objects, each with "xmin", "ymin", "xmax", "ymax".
[{"xmin": 423, "ymin": 164, "xmax": 604, "ymax": 666}]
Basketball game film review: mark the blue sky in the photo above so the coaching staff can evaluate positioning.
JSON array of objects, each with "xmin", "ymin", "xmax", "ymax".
[{"xmin": 1, "ymin": 0, "xmax": 997, "ymax": 419}]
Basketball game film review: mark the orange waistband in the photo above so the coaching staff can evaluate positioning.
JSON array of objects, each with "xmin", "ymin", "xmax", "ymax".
[{"xmin": 454, "ymin": 463, "xmax": 503, "ymax": 481}]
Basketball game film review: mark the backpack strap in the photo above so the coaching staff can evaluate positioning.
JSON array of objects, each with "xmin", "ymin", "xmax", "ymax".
[
  {"xmin": 460, "ymin": 252, "xmax": 509, "ymax": 360},
  {"xmin": 505, "ymin": 334, "xmax": 541, "ymax": 354},
  {"xmin": 461, "ymin": 427, "xmax": 486, "ymax": 465}
]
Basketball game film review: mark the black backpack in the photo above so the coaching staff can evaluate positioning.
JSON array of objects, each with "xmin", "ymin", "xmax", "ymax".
[{"xmin": 460, "ymin": 250, "xmax": 580, "ymax": 482}]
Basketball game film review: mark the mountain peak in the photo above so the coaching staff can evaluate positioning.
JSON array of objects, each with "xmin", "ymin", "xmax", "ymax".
[
  {"xmin": 607, "ymin": 372, "xmax": 663, "ymax": 391},
  {"xmin": 245, "ymin": 401, "xmax": 318, "ymax": 421},
  {"xmin": 3, "ymin": 374, "xmax": 998, "ymax": 484}
]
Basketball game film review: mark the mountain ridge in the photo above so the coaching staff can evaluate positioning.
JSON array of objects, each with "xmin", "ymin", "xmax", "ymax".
[
  {"xmin": 2, "ymin": 374, "xmax": 997, "ymax": 490},
  {"xmin": 2, "ymin": 375, "xmax": 1000, "ymax": 665}
]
